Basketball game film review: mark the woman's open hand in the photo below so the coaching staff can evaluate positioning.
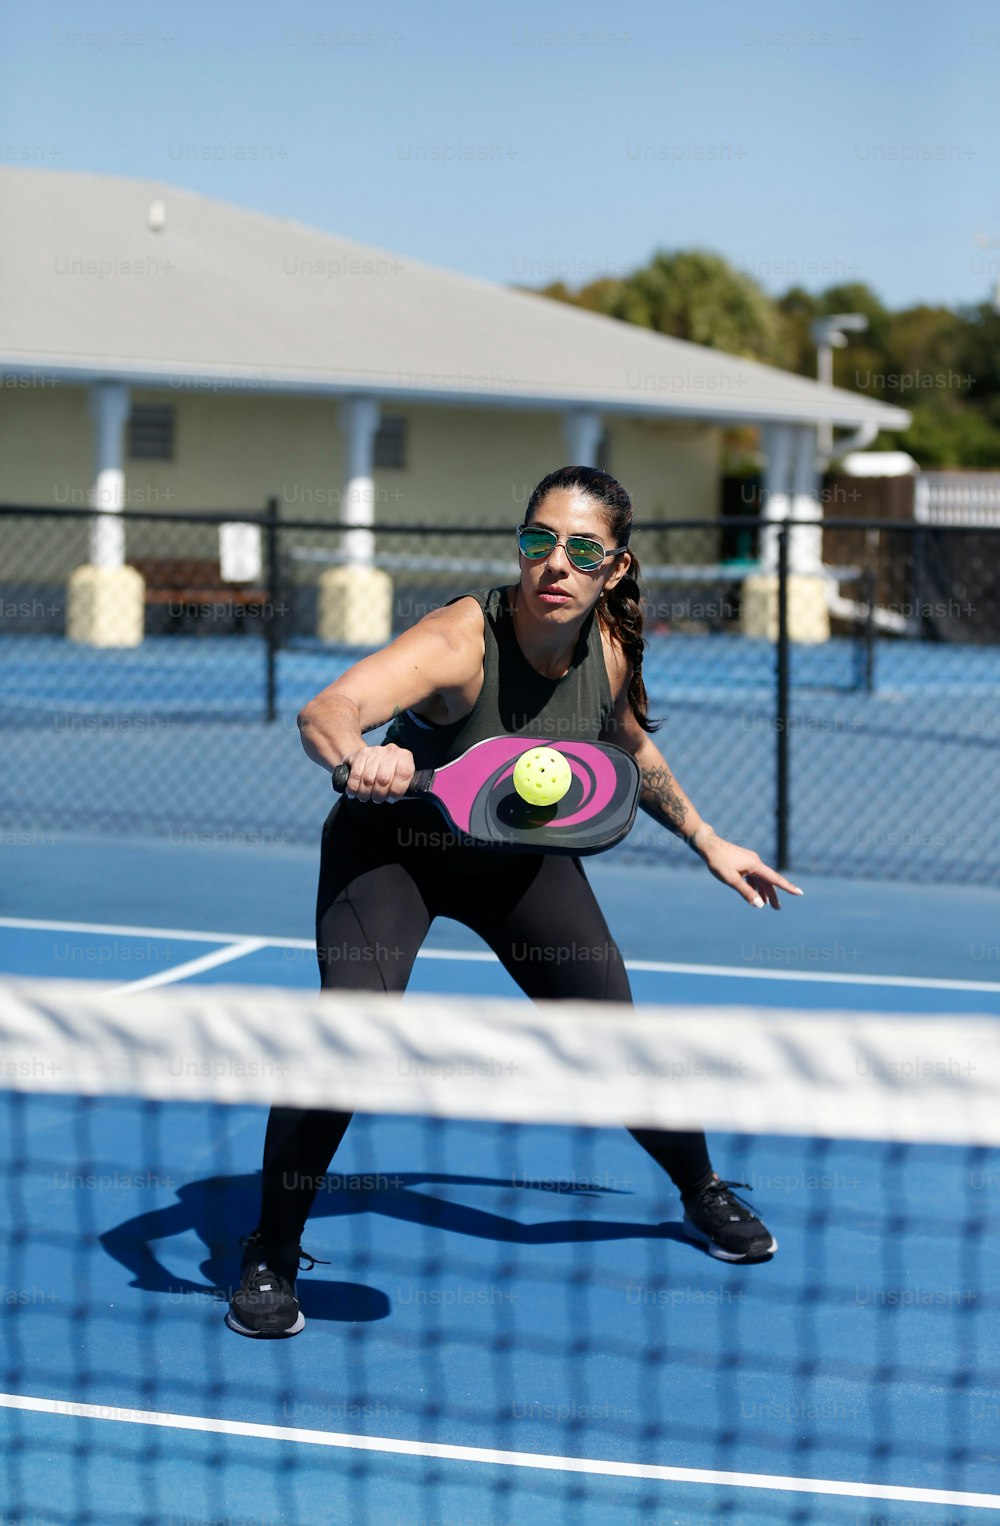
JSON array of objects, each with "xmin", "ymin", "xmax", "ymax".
[{"xmin": 695, "ymin": 831, "xmax": 803, "ymax": 909}]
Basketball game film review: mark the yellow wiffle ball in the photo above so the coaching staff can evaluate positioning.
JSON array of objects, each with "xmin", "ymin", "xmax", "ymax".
[{"xmin": 512, "ymin": 746, "xmax": 572, "ymax": 806}]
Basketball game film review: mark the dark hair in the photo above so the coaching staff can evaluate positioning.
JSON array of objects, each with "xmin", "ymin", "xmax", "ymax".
[{"xmin": 523, "ymin": 464, "xmax": 660, "ymax": 733}]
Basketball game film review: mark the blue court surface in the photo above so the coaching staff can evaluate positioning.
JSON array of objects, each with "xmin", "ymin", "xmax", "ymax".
[
  {"xmin": 2, "ymin": 835, "xmax": 999, "ymax": 1524},
  {"xmin": 5, "ymin": 629, "xmax": 1000, "ymax": 886}
]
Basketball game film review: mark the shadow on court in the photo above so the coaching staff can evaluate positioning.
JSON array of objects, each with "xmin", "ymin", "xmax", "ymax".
[{"xmin": 100, "ymin": 1169, "xmax": 693, "ymax": 1324}]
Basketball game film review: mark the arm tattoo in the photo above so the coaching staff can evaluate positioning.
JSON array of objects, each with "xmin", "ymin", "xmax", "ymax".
[
  {"xmin": 361, "ymin": 705, "xmax": 402, "ymax": 736},
  {"xmin": 640, "ymin": 764, "xmax": 689, "ymax": 837}
]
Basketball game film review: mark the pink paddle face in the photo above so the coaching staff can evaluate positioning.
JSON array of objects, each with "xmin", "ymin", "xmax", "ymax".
[{"xmin": 428, "ymin": 737, "xmax": 639, "ymax": 854}]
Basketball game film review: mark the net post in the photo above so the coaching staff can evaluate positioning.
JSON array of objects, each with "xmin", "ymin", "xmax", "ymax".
[
  {"xmin": 264, "ymin": 495, "xmax": 280, "ymax": 724},
  {"xmin": 775, "ymin": 524, "xmax": 790, "ymax": 870}
]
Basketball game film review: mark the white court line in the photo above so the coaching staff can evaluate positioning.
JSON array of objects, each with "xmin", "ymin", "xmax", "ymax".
[
  {"xmin": 3, "ymin": 915, "xmax": 1000, "ymax": 994},
  {"xmin": 623, "ymin": 959, "xmax": 1000, "ymax": 993},
  {"xmin": 0, "ymin": 916, "xmax": 493, "ymax": 962},
  {"xmin": 0, "ymin": 915, "xmax": 299, "ymax": 947},
  {"xmin": 107, "ymin": 940, "xmax": 267, "ymax": 996},
  {"xmin": 0, "ymin": 1393, "xmax": 996, "ymax": 1512}
]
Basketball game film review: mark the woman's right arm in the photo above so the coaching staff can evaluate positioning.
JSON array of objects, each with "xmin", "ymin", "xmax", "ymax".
[{"xmin": 296, "ymin": 600, "xmax": 485, "ymax": 802}]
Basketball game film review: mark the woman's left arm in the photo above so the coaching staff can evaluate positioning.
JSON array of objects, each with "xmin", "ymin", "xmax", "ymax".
[{"xmin": 599, "ymin": 656, "xmax": 803, "ymax": 910}]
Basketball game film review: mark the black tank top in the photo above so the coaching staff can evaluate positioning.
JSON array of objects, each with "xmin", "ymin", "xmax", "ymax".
[{"xmin": 382, "ymin": 585, "xmax": 614, "ymax": 769}]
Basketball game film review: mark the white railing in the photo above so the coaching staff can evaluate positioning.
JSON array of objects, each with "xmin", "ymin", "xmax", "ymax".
[{"xmin": 914, "ymin": 471, "xmax": 1000, "ymax": 525}]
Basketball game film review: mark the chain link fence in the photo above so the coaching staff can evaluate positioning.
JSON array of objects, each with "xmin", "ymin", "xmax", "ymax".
[{"xmin": 2, "ymin": 503, "xmax": 998, "ymax": 885}]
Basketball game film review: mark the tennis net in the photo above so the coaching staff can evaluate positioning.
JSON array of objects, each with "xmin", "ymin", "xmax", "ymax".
[{"xmin": 1, "ymin": 978, "xmax": 998, "ymax": 1524}]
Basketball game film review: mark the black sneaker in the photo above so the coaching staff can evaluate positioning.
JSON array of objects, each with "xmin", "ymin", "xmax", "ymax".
[
  {"xmin": 681, "ymin": 1177, "xmax": 777, "ymax": 1262},
  {"xmin": 225, "ymin": 1233, "xmax": 323, "ymax": 1338}
]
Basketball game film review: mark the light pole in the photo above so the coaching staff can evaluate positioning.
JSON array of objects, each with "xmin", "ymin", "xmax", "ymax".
[{"xmin": 811, "ymin": 313, "xmax": 869, "ymax": 461}]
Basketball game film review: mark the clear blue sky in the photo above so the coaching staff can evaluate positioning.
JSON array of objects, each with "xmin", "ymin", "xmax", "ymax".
[{"xmin": 3, "ymin": 0, "xmax": 998, "ymax": 311}]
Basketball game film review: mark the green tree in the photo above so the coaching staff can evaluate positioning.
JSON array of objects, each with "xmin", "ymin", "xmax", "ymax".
[
  {"xmin": 900, "ymin": 405, "xmax": 1000, "ymax": 468},
  {"xmin": 609, "ymin": 251, "xmax": 792, "ymax": 366},
  {"xmin": 957, "ymin": 302, "xmax": 1000, "ymax": 424},
  {"xmin": 538, "ymin": 249, "xmax": 791, "ymax": 366},
  {"xmin": 525, "ymin": 253, "xmax": 1000, "ymax": 469}
]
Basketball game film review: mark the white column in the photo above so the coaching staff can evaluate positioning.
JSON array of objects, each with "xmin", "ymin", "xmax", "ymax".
[
  {"xmin": 87, "ymin": 380, "xmax": 130, "ymax": 567},
  {"xmin": 758, "ymin": 422, "xmax": 794, "ymax": 573},
  {"xmin": 743, "ymin": 421, "xmax": 829, "ymax": 641},
  {"xmin": 562, "ymin": 408, "xmax": 603, "ymax": 466},
  {"xmin": 789, "ymin": 425, "xmax": 823, "ymax": 575},
  {"xmin": 68, "ymin": 379, "xmax": 143, "ymax": 646},
  {"xmin": 318, "ymin": 395, "xmax": 391, "ymax": 642},
  {"xmin": 339, "ymin": 395, "xmax": 381, "ymax": 566}
]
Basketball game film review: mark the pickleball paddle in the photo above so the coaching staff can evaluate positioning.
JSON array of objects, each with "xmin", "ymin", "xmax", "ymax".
[{"xmin": 331, "ymin": 736, "xmax": 641, "ymax": 855}]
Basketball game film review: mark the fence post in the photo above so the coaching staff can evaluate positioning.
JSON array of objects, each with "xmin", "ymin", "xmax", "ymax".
[
  {"xmin": 912, "ymin": 526, "xmax": 926, "ymax": 636},
  {"xmin": 863, "ymin": 566, "xmax": 876, "ymax": 693},
  {"xmin": 775, "ymin": 525, "xmax": 790, "ymax": 870},
  {"xmin": 264, "ymin": 496, "xmax": 280, "ymax": 724}
]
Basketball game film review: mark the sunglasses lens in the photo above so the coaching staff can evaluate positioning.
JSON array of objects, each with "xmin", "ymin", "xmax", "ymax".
[
  {"xmin": 517, "ymin": 528, "xmax": 606, "ymax": 568},
  {"xmin": 518, "ymin": 528, "xmax": 555, "ymax": 559},
  {"xmin": 566, "ymin": 538, "xmax": 604, "ymax": 569}
]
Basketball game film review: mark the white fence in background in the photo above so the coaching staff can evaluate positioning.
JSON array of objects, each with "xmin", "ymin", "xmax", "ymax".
[{"xmin": 915, "ymin": 471, "xmax": 1000, "ymax": 525}]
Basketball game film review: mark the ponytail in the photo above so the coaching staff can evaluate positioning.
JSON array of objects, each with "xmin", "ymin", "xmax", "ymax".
[
  {"xmin": 523, "ymin": 464, "xmax": 660, "ymax": 734},
  {"xmin": 599, "ymin": 550, "xmax": 660, "ymax": 733}
]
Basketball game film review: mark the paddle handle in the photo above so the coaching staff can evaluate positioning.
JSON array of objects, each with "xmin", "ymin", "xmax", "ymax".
[{"xmin": 331, "ymin": 763, "xmax": 435, "ymax": 796}]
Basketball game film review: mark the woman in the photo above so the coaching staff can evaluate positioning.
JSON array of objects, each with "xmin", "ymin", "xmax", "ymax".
[{"xmin": 227, "ymin": 465, "xmax": 802, "ymax": 1339}]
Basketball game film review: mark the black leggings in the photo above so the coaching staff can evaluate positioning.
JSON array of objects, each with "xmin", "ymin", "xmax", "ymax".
[{"xmin": 256, "ymin": 799, "xmax": 713, "ymax": 1248}]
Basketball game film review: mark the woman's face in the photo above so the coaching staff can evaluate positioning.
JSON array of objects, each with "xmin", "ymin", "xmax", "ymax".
[{"xmin": 518, "ymin": 488, "xmax": 630, "ymax": 624}]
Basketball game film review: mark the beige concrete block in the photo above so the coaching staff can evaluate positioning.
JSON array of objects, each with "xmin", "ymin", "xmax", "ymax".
[
  {"xmin": 66, "ymin": 564, "xmax": 145, "ymax": 648},
  {"xmin": 740, "ymin": 574, "xmax": 830, "ymax": 644},
  {"xmin": 317, "ymin": 565, "xmax": 393, "ymax": 645}
]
